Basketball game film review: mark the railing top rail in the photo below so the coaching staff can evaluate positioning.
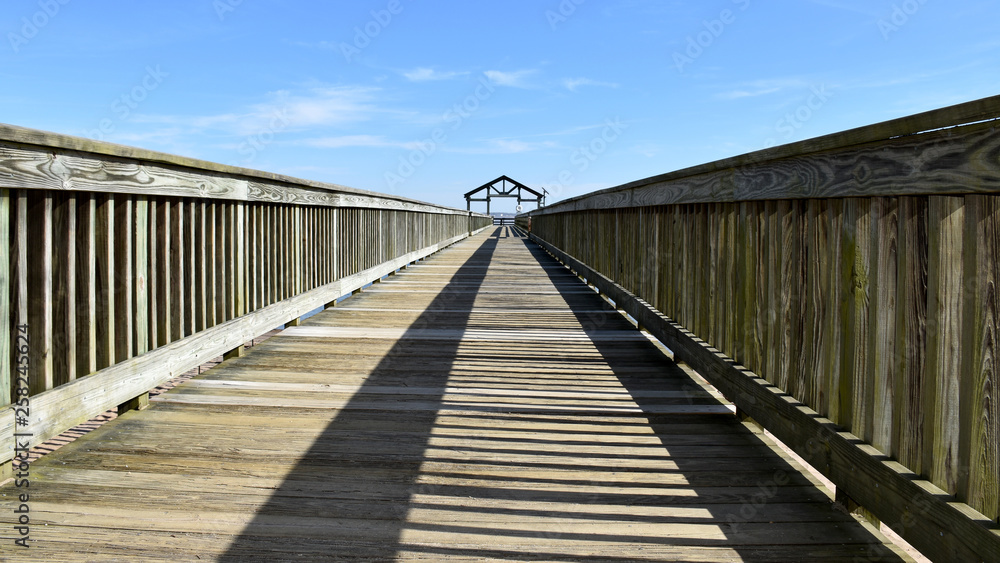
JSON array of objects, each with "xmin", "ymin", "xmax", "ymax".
[
  {"xmin": 526, "ymin": 94, "xmax": 1000, "ymax": 215},
  {"xmin": 0, "ymin": 122, "xmax": 485, "ymax": 216}
]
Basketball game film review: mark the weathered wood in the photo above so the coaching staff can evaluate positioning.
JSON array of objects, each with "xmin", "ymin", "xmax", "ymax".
[
  {"xmin": 0, "ymin": 189, "xmax": 9, "ymax": 405},
  {"xmin": 76, "ymin": 193, "xmax": 98, "ymax": 376},
  {"xmin": 170, "ymin": 199, "xmax": 184, "ymax": 339},
  {"xmin": 962, "ymin": 195, "xmax": 1000, "ymax": 522},
  {"xmin": 52, "ymin": 193, "xmax": 76, "ymax": 385},
  {"xmin": 134, "ymin": 196, "xmax": 150, "ymax": 357},
  {"xmin": 530, "ymin": 97, "xmax": 1000, "ymax": 214},
  {"xmin": 155, "ymin": 199, "xmax": 171, "ymax": 346},
  {"xmin": 870, "ymin": 197, "xmax": 898, "ymax": 454},
  {"xmin": 118, "ymin": 392, "xmax": 149, "ymax": 414},
  {"xmin": 0, "ymin": 229, "xmax": 904, "ymax": 561},
  {"xmin": 27, "ymin": 191, "xmax": 54, "ymax": 394},
  {"xmin": 894, "ymin": 196, "xmax": 928, "ymax": 475},
  {"xmin": 95, "ymin": 194, "xmax": 116, "ymax": 371},
  {"xmin": 0, "ymin": 229, "xmax": 479, "ymax": 462},
  {"xmin": 531, "ymin": 232, "xmax": 1000, "ymax": 563},
  {"xmin": 115, "ymin": 196, "xmax": 133, "ymax": 362},
  {"xmin": 0, "ymin": 131, "xmax": 475, "ymax": 216},
  {"xmin": 925, "ymin": 196, "xmax": 965, "ymax": 495}
]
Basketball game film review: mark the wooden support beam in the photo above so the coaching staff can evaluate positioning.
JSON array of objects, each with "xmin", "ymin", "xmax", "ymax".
[
  {"xmin": 117, "ymin": 392, "xmax": 149, "ymax": 414},
  {"xmin": 223, "ymin": 345, "xmax": 246, "ymax": 360}
]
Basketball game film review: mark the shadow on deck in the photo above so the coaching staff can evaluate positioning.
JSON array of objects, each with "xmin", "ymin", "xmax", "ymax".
[{"xmin": 3, "ymin": 227, "xmax": 909, "ymax": 562}]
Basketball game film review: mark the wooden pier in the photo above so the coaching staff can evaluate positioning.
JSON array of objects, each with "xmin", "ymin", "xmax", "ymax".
[
  {"xmin": 3, "ymin": 96, "xmax": 1000, "ymax": 562},
  {"xmin": 0, "ymin": 227, "xmax": 908, "ymax": 561}
]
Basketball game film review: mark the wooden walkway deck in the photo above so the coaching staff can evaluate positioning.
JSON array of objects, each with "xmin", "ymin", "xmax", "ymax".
[{"xmin": 0, "ymin": 227, "xmax": 910, "ymax": 562}]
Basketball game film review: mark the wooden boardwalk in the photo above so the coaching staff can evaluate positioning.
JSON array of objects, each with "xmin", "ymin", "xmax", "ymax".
[{"xmin": 0, "ymin": 227, "xmax": 909, "ymax": 562}]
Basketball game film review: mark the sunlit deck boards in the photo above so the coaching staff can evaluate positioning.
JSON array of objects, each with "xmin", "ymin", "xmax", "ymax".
[{"xmin": 0, "ymin": 226, "xmax": 909, "ymax": 561}]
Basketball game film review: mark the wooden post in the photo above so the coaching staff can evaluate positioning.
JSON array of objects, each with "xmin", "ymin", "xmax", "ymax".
[
  {"xmin": 224, "ymin": 345, "xmax": 246, "ymax": 360},
  {"xmin": 0, "ymin": 189, "xmax": 9, "ymax": 407},
  {"xmin": 118, "ymin": 392, "xmax": 149, "ymax": 414}
]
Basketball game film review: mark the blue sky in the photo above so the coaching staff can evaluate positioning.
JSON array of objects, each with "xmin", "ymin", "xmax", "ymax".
[{"xmin": 3, "ymin": 1, "xmax": 998, "ymax": 212}]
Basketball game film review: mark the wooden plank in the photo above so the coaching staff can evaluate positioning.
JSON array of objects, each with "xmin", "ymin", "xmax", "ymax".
[
  {"xmin": 214, "ymin": 202, "xmax": 226, "ymax": 323},
  {"xmin": 962, "ymin": 194, "xmax": 1000, "ymax": 522},
  {"xmin": 841, "ymin": 198, "xmax": 868, "ymax": 436},
  {"xmin": 924, "ymin": 196, "xmax": 965, "ymax": 495},
  {"xmin": 156, "ymin": 199, "xmax": 171, "ymax": 346},
  {"xmin": 114, "ymin": 196, "xmax": 133, "ymax": 362},
  {"xmin": 824, "ymin": 199, "xmax": 844, "ymax": 424},
  {"xmin": 206, "ymin": 202, "xmax": 217, "ymax": 327},
  {"xmin": 894, "ymin": 196, "xmax": 928, "ymax": 475},
  {"xmin": 194, "ymin": 201, "xmax": 207, "ymax": 332},
  {"xmin": 235, "ymin": 203, "xmax": 246, "ymax": 317},
  {"xmin": 186, "ymin": 200, "xmax": 197, "ymax": 335},
  {"xmin": 529, "ymin": 99, "xmax": 1000, "ymax": 215},
  {"xmin": 27, "ymin": 191, "xmax": 54, "ymax": 393},
  {"xmin": 170, "ymin": 199, "xmax": 184, "ymax": 339},
  {"xmin": 134, "ymin": 196, "xmax": 150, "ymax": 357},
  {"xmin": 76, "ymin": 194, "xmax": 98, "ymax": 376},
  {"xmin": 0, "ymin": 189, "xmax": 9, "ymax": 405},
  {"xmin": 870, "ymin": 197, "xmax": 898, "ymax": 454},
  {"xmin": 0, "ymin": 126, "xmax": 480, "ymax": 217},
  {"xmin": 95, "ymin": 194, "xmax": 116, "ymax": 370},
  {"xmin": 52, "ymin": 192, "xmax": 76, "ymax": 385}
]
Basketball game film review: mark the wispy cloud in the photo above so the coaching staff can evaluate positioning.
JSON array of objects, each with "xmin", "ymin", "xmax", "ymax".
[
  {"xmin": 715, "ymin": 78, "xmax": 810, "ymax": 100},
  {"xmin": 484, "ymin": 69, "xmax": 538, "ymax": 88},
  {"xmin": 448, "ymin": 138, "xmax": 559, "ymax": 154},
  {"xmin": 300, "ymin": 135, "xmax": 426, "ymax": 150},
  {"xmin": 402, "ymin": 67, "xmax": 468, "ymax": 82},
  {"xmin": 563, "ymin": 78, "xmax": 619, "ymax": 92},
  {"xmin": 130, "ymin": 85, "xmax": 380, "ymax": 137}
]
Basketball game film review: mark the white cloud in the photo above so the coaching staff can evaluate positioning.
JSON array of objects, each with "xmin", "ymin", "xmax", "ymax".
[
  {"xmin": 715, "ymin": 78, "xmax": 810, "ymax": 100},
  {"xmin": 563, "ymin": 78, "xmax": 619, "ymax": 92},
  {"xmin": 300, "ymin": 135, "xmax": 427, "ymax": 150},
  {"xmin": 130, "ymin": 86, "xmax": 380, "ymax": 137},
  {"xmin": 448, "ymin": 138, "xmax": 559, "ymax": 154},
  {"xmin": 484, "ymin": 69, "xmax": 538, "ymax": 88},
  {"xmin": 403, "ymin": 67, "xmax": 468, "ymax": 82}
]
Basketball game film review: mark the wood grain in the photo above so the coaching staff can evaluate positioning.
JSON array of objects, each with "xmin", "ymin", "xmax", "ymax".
[{"xmin": 0, "ymin": 189, "xmax": 9, "ymax": 405}]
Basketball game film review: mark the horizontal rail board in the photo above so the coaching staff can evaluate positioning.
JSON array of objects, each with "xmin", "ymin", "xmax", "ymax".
[{"xmin": 0, "ymin": 123, "xmax": 473, "ymax": 214}]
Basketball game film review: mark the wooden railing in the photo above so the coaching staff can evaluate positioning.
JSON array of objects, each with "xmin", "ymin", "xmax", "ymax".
[
  {"xmin": 520, "ymin": 95, "xmax": 1000, "ymax": 563},
  {"xmin": 0, "ymin": 124, "xmax": 491, "ymax": 472}
]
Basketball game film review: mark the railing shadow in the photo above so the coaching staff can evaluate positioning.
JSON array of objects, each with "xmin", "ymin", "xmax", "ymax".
[
  {"xmin": 491, "ymin": 233, "xmax": 908, "ymax": 562},
  {"xmin": 218, "ymin": 230, "xmax": 501, "ymax": 560}
]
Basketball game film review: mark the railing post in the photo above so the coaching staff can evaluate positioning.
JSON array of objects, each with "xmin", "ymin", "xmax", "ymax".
[
  {"xmin": 118, "ymin": 393, "xmax": 149, "ymax": 414},
  {"xmin": 224, "ymin": 344, "xmax": 246, "ymax": 360}
]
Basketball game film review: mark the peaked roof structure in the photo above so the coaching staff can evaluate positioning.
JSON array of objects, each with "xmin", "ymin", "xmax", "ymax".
[{"xmin": 464, "ymin": 175, "xmax": 545, "ymax": 214}]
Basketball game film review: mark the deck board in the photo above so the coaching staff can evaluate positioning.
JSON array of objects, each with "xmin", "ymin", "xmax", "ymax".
[{"xmin": 0, "ymin": 227, "xmax": 910, "ymax": 561}]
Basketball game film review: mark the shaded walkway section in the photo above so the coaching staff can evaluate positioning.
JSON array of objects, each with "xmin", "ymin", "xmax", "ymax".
[{"xmin": 1, "ymin": 226, "xmax": 909, "ymax": 561}]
